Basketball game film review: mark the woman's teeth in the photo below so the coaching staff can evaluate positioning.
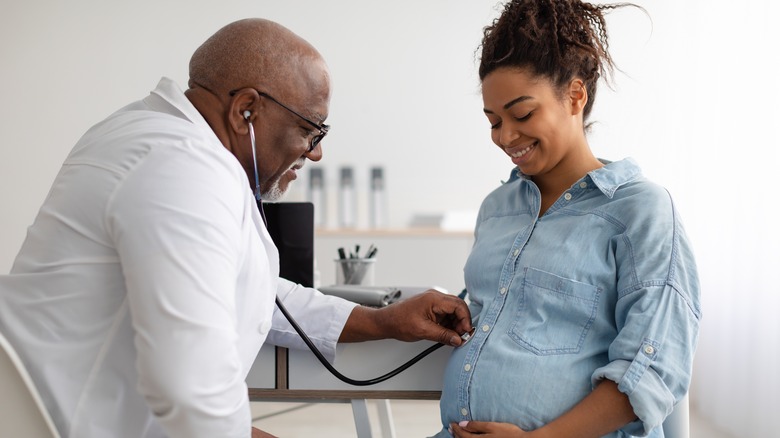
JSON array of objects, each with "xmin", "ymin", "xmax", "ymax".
[{"xmin": 511, "ymin": 143, "xmax": 535, "ymax": 158}]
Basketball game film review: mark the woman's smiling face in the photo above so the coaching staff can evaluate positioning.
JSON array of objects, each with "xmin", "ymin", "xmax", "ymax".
[{"xmin": 481, "ymin": 67, "xmax": 587, "ymax": 178}]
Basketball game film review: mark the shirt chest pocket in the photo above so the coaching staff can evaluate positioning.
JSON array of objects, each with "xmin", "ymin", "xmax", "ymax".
[{"xmin": 508, "ymin": 267, "xmax": 601, "ymax": 355}]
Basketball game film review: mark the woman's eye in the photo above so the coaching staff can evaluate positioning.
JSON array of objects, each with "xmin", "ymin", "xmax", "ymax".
[{"xmin": 489, "ymin": 112, "xmax": 532, "ymax": 129}]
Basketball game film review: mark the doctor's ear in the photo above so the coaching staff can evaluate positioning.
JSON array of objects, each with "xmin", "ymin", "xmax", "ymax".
[{"xmin": 227, "ymin": 88, "xmax": 260, "ymax": 134}]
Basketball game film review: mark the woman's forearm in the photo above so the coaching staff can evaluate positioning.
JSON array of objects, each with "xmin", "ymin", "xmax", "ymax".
[{"xmin": 534, "ymin": 379, "xmax": 637, "ymax": 438}]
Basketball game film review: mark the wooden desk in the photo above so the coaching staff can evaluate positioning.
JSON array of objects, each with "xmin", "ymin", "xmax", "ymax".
[{"xmin": 246, "ymin": 339, "xmax": 452, "ymax": 437}]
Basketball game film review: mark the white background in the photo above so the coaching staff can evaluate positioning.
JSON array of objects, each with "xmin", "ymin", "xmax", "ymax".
[{"xmin": 2, "ymin": 1, "xmax": 778, "ymax": 435}]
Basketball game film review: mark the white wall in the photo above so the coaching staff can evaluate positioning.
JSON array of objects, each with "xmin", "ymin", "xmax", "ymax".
[
  {"xmin": 0, "ymin": 0, "xmax": 506, "ymax": 271},
  {"xmin": 2, "ymin": 0, "xmax": 779, "ymax": 435}
]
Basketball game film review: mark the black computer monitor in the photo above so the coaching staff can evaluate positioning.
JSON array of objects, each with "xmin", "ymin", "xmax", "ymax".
[{"xmin": 260, "ymin": 202, "xmax": 315, "ymax": 288}]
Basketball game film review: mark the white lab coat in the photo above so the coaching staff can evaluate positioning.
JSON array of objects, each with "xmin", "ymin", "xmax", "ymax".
[{"xmin": 0, "ymin": 78, "xmax": 356, "ymax": 437}]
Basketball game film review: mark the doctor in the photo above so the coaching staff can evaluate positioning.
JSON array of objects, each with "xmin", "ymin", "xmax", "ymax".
[{"xmin": 0, "ymin": 18, "xmax": 472, "ymax": 438}]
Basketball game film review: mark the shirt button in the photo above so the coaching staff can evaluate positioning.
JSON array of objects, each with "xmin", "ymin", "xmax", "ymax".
[
  {"xmin": 644, "ymin": 345, "xmax": 655, "ymax": 355},
  {"xmin": 464, "ymin": 363, "xmax": 472, "ymax": 371},
  {"xmin": 500, "ymin": 287, "xmax": 507, "ymax": 295},
  {"xmin": 579, "ymin": 182, "xmax": 588, "ymax": 188},
  {"xmin": 461, "ymin": 408, "xmax": 469, "ymax": 416},
  {"xmin": 564, "ymin": 193, "xmax": 572, "ymax": 201},
  {"xmin": 482, "ymin": 324, "xmax": 490, "ymax": 332}
]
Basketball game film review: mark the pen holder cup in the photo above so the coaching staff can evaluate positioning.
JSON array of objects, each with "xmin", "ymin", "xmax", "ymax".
[{"xmin": 335, "ymin": 258, "xmax": 376, "ymax": 286}]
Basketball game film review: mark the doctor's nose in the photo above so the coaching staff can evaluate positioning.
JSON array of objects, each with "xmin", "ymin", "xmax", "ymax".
[{"xmin": 305, "ymin": 141, "xmax": 323, "ymax": 162}]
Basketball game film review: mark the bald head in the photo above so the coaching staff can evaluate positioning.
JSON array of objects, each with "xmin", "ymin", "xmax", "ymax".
[
  {"xmin": 189, "ymin": 18, "xmax": 328, "ymax": 100},
  {"xmin": 185, "ymin": 18, "xmax": 330, "ymax": 204}
]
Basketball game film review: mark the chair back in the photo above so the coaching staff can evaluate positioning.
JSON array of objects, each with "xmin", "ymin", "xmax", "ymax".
[
  {"xmin": 0, "ymin": 331, "xmax": 61, "ymax": 438},
  {"xmin": 662, "ymin": 393, "xmax": 690, "ymax": 438}
]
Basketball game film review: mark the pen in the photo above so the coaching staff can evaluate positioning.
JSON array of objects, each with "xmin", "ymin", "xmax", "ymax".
[
  {"xmin": 337, "ymin": 247, "xmax": 351, "ymax": 281},
  {"xmin": 366, "ymin": 247, "xmax": 378, "ymax": 259}
]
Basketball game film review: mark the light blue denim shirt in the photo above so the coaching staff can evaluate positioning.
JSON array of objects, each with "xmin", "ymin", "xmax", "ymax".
[{"xmin": 434, "ymin": 158, "xmax": 701, "ymax": 437}]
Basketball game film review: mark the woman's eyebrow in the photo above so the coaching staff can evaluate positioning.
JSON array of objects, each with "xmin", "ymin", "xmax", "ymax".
[
  {"xmin": 503, "ymin": 95, "xmax": 533, "ymax": 109},
  {"xmin": 484, "ymin": 95, "xmax": 533, "ymax": 114}
]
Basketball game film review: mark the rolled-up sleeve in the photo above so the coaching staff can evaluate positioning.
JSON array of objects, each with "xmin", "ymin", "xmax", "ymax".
[
  {"xmin": 266, "ymin": 278, "xmax": 357, "ymax": 363},
  {"xmin": 592, "ymin": 195, "xmax": 701, "ymax": 436}
]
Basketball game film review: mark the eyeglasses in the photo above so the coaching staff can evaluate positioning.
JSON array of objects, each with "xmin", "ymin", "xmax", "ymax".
[{"xmin": 229, "ymin": 88, "xmax": 330, "ymax": 153}]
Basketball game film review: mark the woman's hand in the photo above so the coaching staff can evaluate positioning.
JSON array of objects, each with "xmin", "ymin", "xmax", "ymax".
[{"xmin": 450, "ymin": 420, "xmax": 528, "ymax": 437}]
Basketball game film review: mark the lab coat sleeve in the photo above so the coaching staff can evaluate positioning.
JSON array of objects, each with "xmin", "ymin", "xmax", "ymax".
[
  {"xmin": 266, "ymin": 278, "xmax": 357, "ymax": 363},
  {"xmin": 107, "ymin": 140, "xmax": 253, "ymax": 438}
]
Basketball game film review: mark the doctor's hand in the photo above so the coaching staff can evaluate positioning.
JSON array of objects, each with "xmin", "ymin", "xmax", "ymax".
[{"xmin": 339, "ymin": 290, "xmax": 472, "ymax": 346}]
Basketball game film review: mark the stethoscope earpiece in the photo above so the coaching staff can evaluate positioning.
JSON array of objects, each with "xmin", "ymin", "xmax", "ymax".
[{"xmin": 245, "ymin": 112, "xmax": 261, "ymax": 201}]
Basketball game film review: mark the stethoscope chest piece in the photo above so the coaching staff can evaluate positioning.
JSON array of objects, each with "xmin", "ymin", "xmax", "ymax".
[{"xmin": 460, "ymin": 327, "xmax": 477, "ymax": 345}]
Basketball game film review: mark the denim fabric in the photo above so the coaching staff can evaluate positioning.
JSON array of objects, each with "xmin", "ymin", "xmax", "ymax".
[{"xmin": 434, "ymin": 159, "xmax": 701, "ymax": 438}]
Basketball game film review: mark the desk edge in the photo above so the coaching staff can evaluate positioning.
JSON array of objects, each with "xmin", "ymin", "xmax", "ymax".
[{"xmin": 249, "ymin": 388, "xmax": 442, "ymax": 401}]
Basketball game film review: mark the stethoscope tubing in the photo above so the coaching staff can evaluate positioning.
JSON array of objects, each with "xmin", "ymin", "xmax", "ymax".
[{"xmin": 274, "ymin": 297, "xmax": 446, "ymax": 386}]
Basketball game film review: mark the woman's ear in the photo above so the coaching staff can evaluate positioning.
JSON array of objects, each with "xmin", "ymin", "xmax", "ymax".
[{"xmin": 568, "ymin": 79, "xmax": 588, "ymax": 116}]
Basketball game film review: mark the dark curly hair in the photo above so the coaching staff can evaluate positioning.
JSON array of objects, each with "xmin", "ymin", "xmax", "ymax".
[{"xmin": 479, "ymin": 0, "xmax": 637, "ymax": 122}]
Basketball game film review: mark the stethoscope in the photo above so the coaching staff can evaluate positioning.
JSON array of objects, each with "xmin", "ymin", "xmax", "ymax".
[{"xmin": 244, "ymin": 111, "xmax": 472, "ymax": 386}]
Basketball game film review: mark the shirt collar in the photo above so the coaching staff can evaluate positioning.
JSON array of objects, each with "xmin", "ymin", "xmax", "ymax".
[
  {"xmin": 506, "ymin": 157, "xmax": 643, "ymax": 199},
  {"xmin": 587, "ymin": 158, "xmax": 642, "ymax": 198},
  {"xmin": 144, "ymin": 77, "xmax": 221, "ymax": 145}
]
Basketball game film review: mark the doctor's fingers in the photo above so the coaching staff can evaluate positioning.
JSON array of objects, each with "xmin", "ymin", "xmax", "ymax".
[
  {"xmin": 404, "ymin": 291, "xmax": 472, "ymax": 346},
  {"xmin": 424, "ymin": 291, "xmax": 472, "ymax": 333}
]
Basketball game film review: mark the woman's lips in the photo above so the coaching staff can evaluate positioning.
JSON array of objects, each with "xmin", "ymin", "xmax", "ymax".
[{"xmin": 510, "ymin": 141, "xmax": 537, "ymax": 166}]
